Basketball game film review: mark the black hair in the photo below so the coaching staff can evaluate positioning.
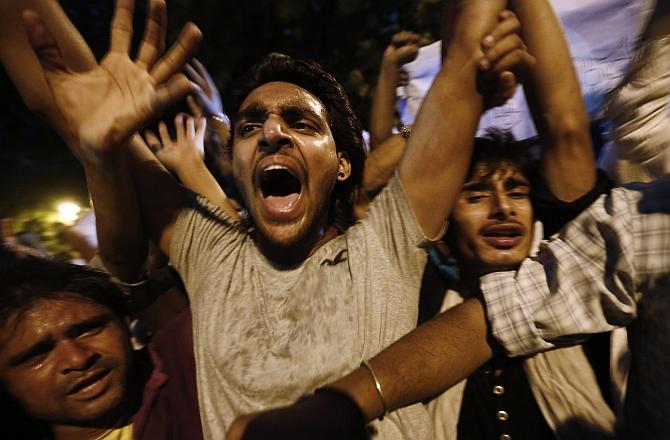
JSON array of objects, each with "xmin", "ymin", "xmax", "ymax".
[
  {"xmin": 0, "ymin": 247, "xmax": 128, "ymax": 327},
  {"xmin": 229, "ymin": 53, "xmax": 366, "ymax": 230},
  {"xmin": 466, "ymin": 129, "xmax": 536, "ymax": 182}
]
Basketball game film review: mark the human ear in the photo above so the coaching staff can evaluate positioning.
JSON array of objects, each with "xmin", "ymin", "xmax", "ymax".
[{"xmin": 337, "ymin": 151, "xmax": 351, "ymax": 181}]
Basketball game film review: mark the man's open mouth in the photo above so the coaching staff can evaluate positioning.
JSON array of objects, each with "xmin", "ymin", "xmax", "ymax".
[
  {"xmin": 259, "ymin": 165, "xmax": 303, "ymax": 213},
  {"xmin": 481, "ymin": 224, "xmax": 524, "ymax": 248},
  {"xmin": 68, "ymin": 369, "xmax": 111, "ymax": 400},
  {"xmin": 483, "ymin": 229, "xmax": 522, "ymax": 238}
]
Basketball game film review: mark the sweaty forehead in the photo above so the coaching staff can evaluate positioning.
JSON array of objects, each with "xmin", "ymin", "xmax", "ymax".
[
  {"xmin": 237, "ymin": 81, "xmax": 329, "ymax": 120},
  {"xmin": 0, "ymin": 296, "xmax": 110, "ymax": 344}
]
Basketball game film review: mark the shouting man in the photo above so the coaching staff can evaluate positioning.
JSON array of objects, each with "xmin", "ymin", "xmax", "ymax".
[{"xmin": 14, "ymin": 0, "xmax": 531, "ymax": 437}]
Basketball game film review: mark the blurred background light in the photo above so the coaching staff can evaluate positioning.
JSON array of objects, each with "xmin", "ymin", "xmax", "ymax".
[{"xmin": 56, "ymin": 201, "xmax": 81, "ymax": 224}]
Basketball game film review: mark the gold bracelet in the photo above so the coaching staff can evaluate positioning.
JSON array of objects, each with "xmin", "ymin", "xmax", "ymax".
[{"xmin": 361, "ymin": 359, "xmax": 389, "ymax": 421}]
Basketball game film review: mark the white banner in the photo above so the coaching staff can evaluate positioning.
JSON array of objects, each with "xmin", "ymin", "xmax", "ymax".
[{"xmin": 397, "ymin": 0, "xmax": 657, "ymax": 140}]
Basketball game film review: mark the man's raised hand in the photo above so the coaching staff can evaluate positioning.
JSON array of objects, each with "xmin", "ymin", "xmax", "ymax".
[
  {"xmin": 145, "ymin": 114, "xmax": 206, "ymax": 176},
  {"xmin": 22, "ymin": 0, "xmax": 202, "ymax": 166},
  {"xmin": 185, "ymin": 58, "xmax": 224, "ymax": 118},
  {"xmin": 478, "ymin": 10, "xmax": 535, "ymax": 108},
  {"xmin": 383, "ymin": 31, "xmax": 421, "ymax": 68}
]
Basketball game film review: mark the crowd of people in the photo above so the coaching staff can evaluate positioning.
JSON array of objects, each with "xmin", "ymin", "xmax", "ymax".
[{"xmin": 1, "ymin": 0, "xmax": 670, "ymax": 439}]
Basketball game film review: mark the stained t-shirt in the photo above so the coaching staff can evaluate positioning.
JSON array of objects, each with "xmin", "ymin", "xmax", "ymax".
[{"xmin": 170, "ymin": 175, "xmax": 435, "ymax": 439}]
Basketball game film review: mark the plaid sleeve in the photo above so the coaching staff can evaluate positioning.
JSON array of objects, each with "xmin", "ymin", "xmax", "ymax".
[{"xmin": 480, "ymin": 186, "xmax": 642, "ymax": 357}]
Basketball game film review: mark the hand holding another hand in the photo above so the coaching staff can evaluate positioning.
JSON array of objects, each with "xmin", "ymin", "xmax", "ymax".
[{"xmin": 477, "ymin": 10, "xmax": 535, "ymax": 109}]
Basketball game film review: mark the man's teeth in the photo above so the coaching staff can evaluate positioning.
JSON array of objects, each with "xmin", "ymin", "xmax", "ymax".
[
  {"xmin": 79, "ymin": 379, "xmax": 100, "ymax": 393},
  {"xmin": 264, "ymin": 164, "xmax": 289, "ymax": 172}
]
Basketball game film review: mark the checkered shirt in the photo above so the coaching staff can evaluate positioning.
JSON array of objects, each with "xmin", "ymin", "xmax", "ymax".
[{"xmin": 480, "ymin": 174, "xmax": 670, "ymax": 438}]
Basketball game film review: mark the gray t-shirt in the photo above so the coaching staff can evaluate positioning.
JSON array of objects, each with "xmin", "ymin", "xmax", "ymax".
[{"xmin": 171, "ymin": 175, "xmax": 435, "ymax": 439}]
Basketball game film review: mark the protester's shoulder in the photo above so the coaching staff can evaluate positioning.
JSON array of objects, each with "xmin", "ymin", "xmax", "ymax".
[
  {"xmin": 178, "ymin": 193, "xmax": 241, "ymax": 223},
  {"xmin": 170, "ymin": 194, "xmax": 250, "ymax": 272},
  {"xmin": 554, "ymin": 177, "xmax": 669, "ymax": 238},
  {"xmin": 350, "ymin": 174, "xmax": 441, "ymax": 251},
  {"xmin": 174, "ymin": 193, "xmax": 248, "ymax": 240},
  {"xmin": 611, "ymin": 175, "xmax": 670, "ymax": 217},
  {"xmin": 347, "ymin": 175, "xmax": 403, "ymax": 236},
  {"xmin": 359, "ymin": 174, "xmax": 414, "ymax": 222}
]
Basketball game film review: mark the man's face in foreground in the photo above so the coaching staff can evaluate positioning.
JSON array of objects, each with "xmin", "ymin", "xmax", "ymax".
[
  {"xmin": 451, "ymin": 161, "xmax": 533, "ymax": 276},
  {"xmin": 232, "ymin": 81, "xmax": 351, "ymax": 251},
  {"xmin": 0, "ymin": 295, "xmax": 132, "ymax": 426}
]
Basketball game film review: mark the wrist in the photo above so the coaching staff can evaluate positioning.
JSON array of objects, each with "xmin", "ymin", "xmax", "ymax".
[
  {"xmin": 173, "ymin": 155, "xmax": 208, "ymax": 185},
  {"xmin": 380, "ymin": 58, "xmax": 401, "ymax": 73},
  {"xmin": 327, "ymin": 366, "xmax": 387, "ymax": 422},
  {"xmin": 79, "ymin": 130, "xmax": 125, "ymax": 173},
  {"xmin": 443, "ymin": 1, "xmax": 505, "ymax": 55}
]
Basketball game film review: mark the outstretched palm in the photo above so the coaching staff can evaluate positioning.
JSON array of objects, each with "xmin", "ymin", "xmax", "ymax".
[{"xmin": 23, "ymin": 0, "xmax": 201, "ymax": 163}]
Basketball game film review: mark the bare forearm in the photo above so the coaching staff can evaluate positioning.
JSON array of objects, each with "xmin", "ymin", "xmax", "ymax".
[
  {"xmin": 124, "ymin": 136, "xmax": 189, "ymax": 256},
  {"xmin": 82, "ymin": 146, "xmax": 147, "ymax": 281},
  {"xmin": 399, "ymin": 0, "xmax": 505, "ymax": 237},
  {"xmin": 175, "ymin": 159, "xmax": 240, "ymax": 219},
  {"xmin": 512, "ymin": 0, "xmax": 595, "ymax": 201},
  {"xmin": 329, "ymin": 298, "xmax": 492, "ymax": 421},
  {"xmin": 83, "ymin": 136, "xmax": 189, "ymax": 278},
  {"xmin": 370, "ymin": 62, "xmax": 401, "ymax": 149},
  {"xmin": 362, "ymin": 135, "xmax": 407, "ymax": 196}
]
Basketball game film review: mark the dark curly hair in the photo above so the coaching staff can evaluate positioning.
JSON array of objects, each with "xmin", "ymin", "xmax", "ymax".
[
  {"xmin": 0, "ymin": 247, "xmax": 128, "ymax": 331},
  {"xmin": 229, "ymin": 53, "xmax": 366, "ymax": 230},
  {"xmin": 466, "ymin": 129, "xmax": 536, "ymax": 182}
]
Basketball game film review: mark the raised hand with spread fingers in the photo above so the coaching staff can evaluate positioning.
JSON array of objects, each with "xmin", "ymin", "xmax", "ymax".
[
  {"xmin": 20, "ymin": 0, "xmax": 202, "ymax": 279},
  {"xmin": 144, "ymin": 114, "xmax": 240, "ymax": 218},
  {"xmin": 185, "ymin": 58, "xmax": 224, "ymax": 119},
  {"xmin": 184, "ymin": 58, "xmax": 232, "ymax": 156},
  {"xmin": 22, "ymin": 0, "xmax": 202, "ymax": 165},
  {"xmin": 148, "ymin": 114, "xmax": 207, "ymax": 174}
]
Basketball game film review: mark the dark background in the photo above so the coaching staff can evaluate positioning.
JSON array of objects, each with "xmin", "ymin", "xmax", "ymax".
[{"xmin": 0, "ymin": 0, "xmax": 442, "ymax": 220}]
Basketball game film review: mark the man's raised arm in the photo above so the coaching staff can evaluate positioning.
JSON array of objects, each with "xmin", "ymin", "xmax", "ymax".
[
  {"xmin": 0, "ymin": 0, "xmax": 96, "ymax": 151},
  {"xmin": 398, "ymin": 0, "xmax": 507, "ymax": 237},
  {"xmin": 20, "ymin": 0, "xmax": 201, "ymax": 277},
  {"xmin": 368, "ymin": 31, "xmax": 419, "ymax": 149},
  {"xmin": 511, "ymin": 0, "xmax": 596, "ymax": 201}
]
